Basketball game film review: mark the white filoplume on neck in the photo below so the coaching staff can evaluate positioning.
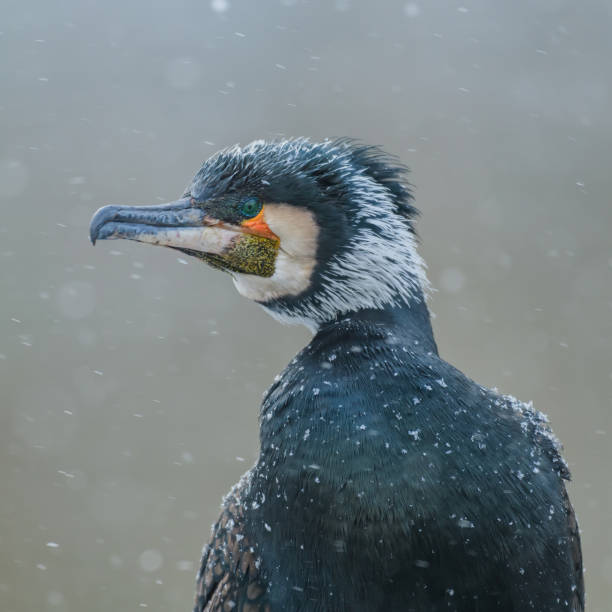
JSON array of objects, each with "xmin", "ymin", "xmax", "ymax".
[{"xmin": 233, "ymin": 173, "xmax": 430, "ymax": 333}]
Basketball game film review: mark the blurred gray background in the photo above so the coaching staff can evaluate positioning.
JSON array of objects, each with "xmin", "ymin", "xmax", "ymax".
[{"xmin": 1, "ymin": 0, "xmax": 611, "ymax": 610}]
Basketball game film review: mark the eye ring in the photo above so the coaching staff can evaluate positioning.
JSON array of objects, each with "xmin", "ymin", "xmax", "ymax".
[{"xmin": 239, "ymin": 197, "xmax": 263, "ymax": 219}]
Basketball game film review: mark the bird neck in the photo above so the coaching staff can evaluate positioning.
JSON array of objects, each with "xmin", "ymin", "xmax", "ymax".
[
  {"xmin": 319, "ymin": 290, "xmax": 438, "ymax": 354},
  {"xmin": 255, "ymin": 289, "xmax": 440, "ymax": 505},
  {"xmin": 257, "ymin": 289, "xmax": 439, "ymax": 456}
]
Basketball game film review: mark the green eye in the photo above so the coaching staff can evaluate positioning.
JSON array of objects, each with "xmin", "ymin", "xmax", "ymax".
[{"xmin": 239, "ymin": 197, "xmax": 262, "ymax": 219}]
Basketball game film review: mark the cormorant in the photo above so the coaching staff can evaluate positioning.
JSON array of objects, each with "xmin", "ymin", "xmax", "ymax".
[{"xmin": 89, "ymin": 139, "xmax": 583, "ymax": 611}]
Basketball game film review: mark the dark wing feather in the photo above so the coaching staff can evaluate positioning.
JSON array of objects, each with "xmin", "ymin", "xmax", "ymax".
[
  {"xmin": 561, "ymin": 483, "xmax": 585, "ymax": 611},
  {"xmin": 194, "ymin": 478, "xmax": 269, "ymax": 612}
]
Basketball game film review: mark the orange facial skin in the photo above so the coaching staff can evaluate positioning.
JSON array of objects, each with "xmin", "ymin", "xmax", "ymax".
[{"xmin": 240, "ymin": 207, "xmax": 279, "ymax": 242}]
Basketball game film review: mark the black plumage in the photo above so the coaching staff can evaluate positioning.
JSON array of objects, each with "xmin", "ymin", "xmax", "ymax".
[
  {"xmin": 89, "ymin": 139, "xmax": 583, "ymax": 612},
  {"xmin": 195, "ymin": 305, "xmax": 582, "ymax": 612}
]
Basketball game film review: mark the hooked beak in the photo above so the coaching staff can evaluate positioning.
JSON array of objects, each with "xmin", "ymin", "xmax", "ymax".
[{"xmin": 89, "ymin": 198, "xmax": 240, "ymax": 256}]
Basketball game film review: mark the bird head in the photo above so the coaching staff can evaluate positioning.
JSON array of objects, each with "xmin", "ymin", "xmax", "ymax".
[{"xmin": 89, "ymin": 138, "xmax": 428, "ymax": 331}]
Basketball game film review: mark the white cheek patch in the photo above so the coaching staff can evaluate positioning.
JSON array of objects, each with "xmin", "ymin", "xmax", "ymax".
[{"xmin": 232, "ymin": 204, "xmax": 318, "ymax": 302}]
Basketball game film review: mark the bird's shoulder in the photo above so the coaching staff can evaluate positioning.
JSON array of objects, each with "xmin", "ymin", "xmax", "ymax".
[
  {"xmin": 263, "ymin": 319, "xmax": 571, "ymax": 481},
  {"xmin": 194, "ymin": 472, "xmax": 269, "ymax": 612}
]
